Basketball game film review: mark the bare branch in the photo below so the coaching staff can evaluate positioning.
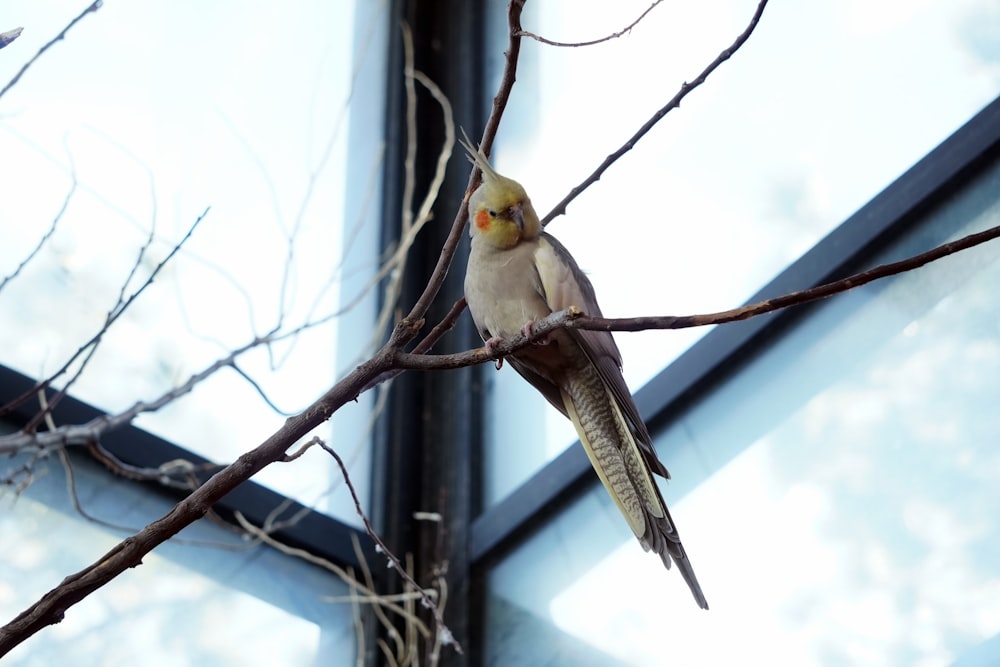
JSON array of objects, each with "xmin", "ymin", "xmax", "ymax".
[
  {"xmin": 232, "ymin": 513, "xmax": 431, "ymax": 636},
  {"xmin": 354, "ymin": 534, "xmax": 413, "ymax": 661},
  {"xmin": 401, "ymin": 22, "xmax": 419, "ymax": 235},
  {"xmin": 358, "ymin": 296, "xmax": 468, "ymax": 394},
  {"xmin": 0, "ymin": 344, "xmax": 387, "ymax": 655},
  {"xmin": 391, "ymin": 222, "xmax": 1000, "ymax": 370},
  {"xmin": 0, "ymin": 177, "xmax": 76, "ymax": 292},
  {"xmin": 0, "ymin": 327, "xmax": 270, "ymax": 457},
  {"xmin": 318, "ymin": 439, "xmax": 463, "ymax": 656},
  {"xmin": 1, "ymin": 209, "xmax": 210, "ymax": 429},
  {"xmin": 370, "ymin": 32, "xmax": 457, "ymax": 355},
  {"xmin": 541, "ymin": 0, "xmax": 769, "ymax": 226},
  {"xmin": 517, "ymin": 0, "xmax": 664, "ymax": 47},
  {"xmin": 0, "ymin": 1, "xmax": 102, "ymax": 101},
  {"xmin": 230, "ymin": 363, "xmax": 297, "ymax": 417},
  {"xmin": 401, "ymin": 0, "xmax": 526, "ymax": 333}
]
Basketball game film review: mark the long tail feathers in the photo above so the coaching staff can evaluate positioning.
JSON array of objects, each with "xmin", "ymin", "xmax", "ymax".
[{"xmin": 561, "ymin": 363, "xmax": 709, "ymax": 610}]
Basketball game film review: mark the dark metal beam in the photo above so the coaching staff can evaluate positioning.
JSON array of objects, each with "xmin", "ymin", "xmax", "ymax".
[{"xmin": 370, "ymin": 1, "xmax": 486, "ymax": 664}]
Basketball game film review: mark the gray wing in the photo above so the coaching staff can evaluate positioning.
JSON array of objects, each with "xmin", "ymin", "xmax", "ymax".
[
  {"xmin": 534, "ymin": 232, "xmax": 670, "ymax": 480},
  {"xmin": 526, "ymin": 233, "xmax": 709, "ymax": 609}
]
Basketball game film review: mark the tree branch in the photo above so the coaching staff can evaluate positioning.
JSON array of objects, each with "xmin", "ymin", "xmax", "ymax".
[
  {"xmin": 0, "ymin": 209, "xmax": 209, "ymax": 429},
  {"xmin": 0, "ymin": 1, "xmax": 102, "ymax": 101},
  {"xmin": 541, "ymin": 0, "xmax": 769, "ymax": 226},
  {"xmin": 400, "ymin": 0, "xmax": 525, "ymax": 331},
  {"xmin": 320, "ymin": 439, "xmax": 461, "ymax": 654},
  {"xmin": 390, "ymin": 222, "xmax": 1000, "ymax": 371},
  {"xmin": 0, "ymin": 177, "xmax": 76, "ymax": 293},
  {"xmin": 0, "ymin": 349, "xmax": 390, "ymax": 654},
  {"xmin": 516, "ymin": 0, "xmax": 664, "ymax": 48}
]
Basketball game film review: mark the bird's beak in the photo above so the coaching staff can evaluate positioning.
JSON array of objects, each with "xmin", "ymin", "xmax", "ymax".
[{"xmin": 511, "ymin": 202, "xmax": 524, "ymax": 231}]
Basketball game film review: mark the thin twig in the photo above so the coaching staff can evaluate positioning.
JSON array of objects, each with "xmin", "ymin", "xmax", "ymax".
[
  {"xmin": 41, "ymin": 393, "xmax": 139, "ymax": 533},
  {"xmin": 541, "ymin": 0, "xmax": 769, "ymax": 226},
  {"xmin": 3, "ymin": 209, "xmax": 210, "ymax": 429},
  {"xmin": 400, "ymin": 0, "xmax": 526, "ymax": 335},
  {"xmin": 31, "ymin": 162, "xmax": 162, "ymax": 422},
  {"xmin": 0, "ymin": 177, "xmax": 76, "ymax": 292},
  {"xmin": 349, "ymin": 564, "xmax": 365, "ymax": 667},
  {"xmin": 318, "ymin": 440, "xmax": 462, "ymax": 655},
  {"xmin": 325, "ymin": 591, "xmax": 428, "ymax": 604},
  {"xmin": 272, "ymin": 15, "xmax": 359, "ymax": 341},
  {"xmin": 0, "ymin": 1, "xmax": 102, "ymax": 101},
  {"xmin": 369, "ymin": 50, "xmax": 456, "ymax": 354},
  {"xmin": 233, "ymin": 512, "xmax": 430, "ymax": 635},
  {"xmin": 517, "ymin": 0, "xmax": 664, "ymax": 47},
  {"xmin": 353, "ymin": 533, "xmax": 412, "ymax": 658},
  {"xmin": 403, "ymin": 554, "xmax": 419, "ymax": 667},
  {"xmin": 411, "ymin": 297, "xmax": 468, "ymax": 355},
  {"xmin": 230, "ymin": 363, "xmax": 296, "ymax": 416},
  {"xmin": 401, "ymin": 22, "xmax": 419, "ymax": 235}
]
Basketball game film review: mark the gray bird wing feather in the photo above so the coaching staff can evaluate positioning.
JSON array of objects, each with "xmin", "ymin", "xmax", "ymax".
[
  {"xmin": 522, "ymin": 232, "xmax": 709, "ymax": 610},
  {"xmin": 522, "ymin": 232, "xmax": 670, "ymax": 481}
]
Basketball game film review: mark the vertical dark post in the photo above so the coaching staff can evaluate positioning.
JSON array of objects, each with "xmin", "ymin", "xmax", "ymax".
[{"xmin": 371, "ymin": 1, "xmax": 486, "ymax": 664}]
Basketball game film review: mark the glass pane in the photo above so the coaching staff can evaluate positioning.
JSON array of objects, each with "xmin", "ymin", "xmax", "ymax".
[
  {"xmin": 481, "ymin": 0, "xmax": 1000, "ymax": 505},
  {"xmin": 0, "ymin": 2, "xmax": 388, "ymax": 523},
  {"xmin": 0, "ymin": 452, "xmax": 357, "ymax": 666},
  {"xmin": 484, "ymin": 151, "xmax": 1000, "ymax": 664}
]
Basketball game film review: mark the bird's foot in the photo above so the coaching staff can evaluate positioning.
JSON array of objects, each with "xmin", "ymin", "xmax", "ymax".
[
  {"xmin": 521, "ymin": 320, "xmax": 552, "ymax": 345},
  {"xmin": 485, "ymin": 336, "xmax": 505, "ymax": 370}
]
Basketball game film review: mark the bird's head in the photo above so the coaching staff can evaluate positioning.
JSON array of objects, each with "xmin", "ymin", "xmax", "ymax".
[{"xmin": 461, "ymin": 133, "xmax": 541, "ymax": 248}]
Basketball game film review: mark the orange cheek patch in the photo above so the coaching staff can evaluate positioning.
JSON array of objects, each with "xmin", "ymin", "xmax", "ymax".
[{"xmin": 475, "ymin": 209, "xmax": 491, "ymax": 230}]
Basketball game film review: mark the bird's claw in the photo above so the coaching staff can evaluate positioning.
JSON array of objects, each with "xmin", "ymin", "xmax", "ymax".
[
  {"xmin": 485, "ymin": 336, "xmax": 505, "ymax": 370},
  {"xmin": 521, "ymin": 320, "xmax": 552, "ymax": 345}
]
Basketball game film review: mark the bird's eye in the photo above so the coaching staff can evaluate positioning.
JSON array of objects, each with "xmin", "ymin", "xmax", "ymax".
[{"xmin": 487, "ymin": 209, "xmax": 497, "ymax": 218}]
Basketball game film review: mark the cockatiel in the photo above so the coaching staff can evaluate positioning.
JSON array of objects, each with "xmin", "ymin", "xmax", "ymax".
[{"xmin": 462, "ymin": 137, "xmax": 708, "ymax": 610}]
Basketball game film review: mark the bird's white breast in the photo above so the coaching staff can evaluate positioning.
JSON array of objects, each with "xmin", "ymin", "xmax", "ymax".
[{"xmin": 465, "ymin": 238, "xmax": 550, "ymax": 340}]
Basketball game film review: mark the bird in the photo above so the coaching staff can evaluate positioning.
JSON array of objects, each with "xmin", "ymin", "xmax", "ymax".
[{"xmin": 461, "ymin": 135, "xmax": 708, "ymax": 610}]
